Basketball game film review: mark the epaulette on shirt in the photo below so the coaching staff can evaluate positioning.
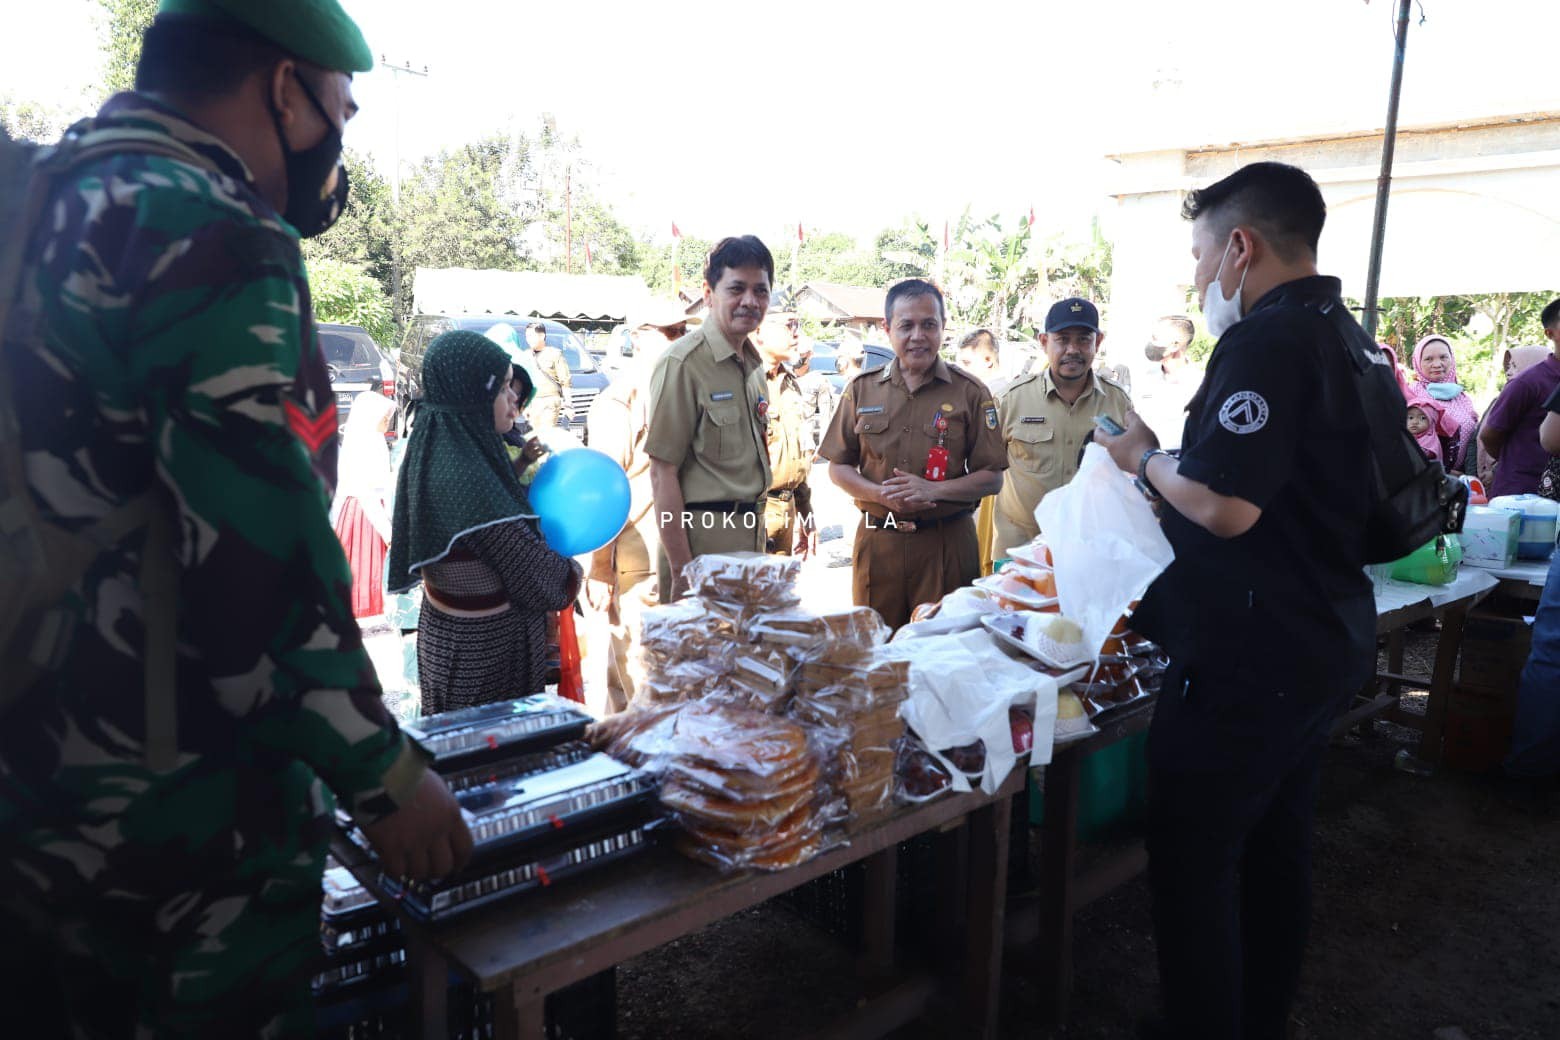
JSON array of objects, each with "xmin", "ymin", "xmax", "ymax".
[{"xmin": 1097, "ymin": 371, "xmax": 1129, "ymax": 393}]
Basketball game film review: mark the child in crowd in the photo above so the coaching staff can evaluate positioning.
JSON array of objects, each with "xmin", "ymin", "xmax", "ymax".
[{"xmin": 1405, "ymin": 390, "xmax": 1451, "ymax": 462}]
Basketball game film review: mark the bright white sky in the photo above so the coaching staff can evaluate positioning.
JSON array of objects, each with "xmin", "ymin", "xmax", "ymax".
[{"xmin": 5, "ymin": 0, "xmax": 1559, "ymax": 247}]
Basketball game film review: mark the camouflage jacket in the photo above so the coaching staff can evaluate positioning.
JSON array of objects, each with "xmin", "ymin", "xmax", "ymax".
[{"xmin": 0, "ymin": 95, "xmax": 420, "ymax": 849}]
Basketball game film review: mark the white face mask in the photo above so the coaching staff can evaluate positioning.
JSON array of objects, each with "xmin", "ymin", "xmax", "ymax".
[{"xmin": 1202, "ymin": 235, "xmax": 1248, "ymax": 339}]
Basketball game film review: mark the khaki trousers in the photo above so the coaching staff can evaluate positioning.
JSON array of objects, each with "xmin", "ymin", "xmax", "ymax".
[
  {"xmin": 656, "ymin": 504, "xmax": 765, "ymax": 603},
  {"xmin": 851, "ymin": 514, "xmax": 980, "ymax": 631}
]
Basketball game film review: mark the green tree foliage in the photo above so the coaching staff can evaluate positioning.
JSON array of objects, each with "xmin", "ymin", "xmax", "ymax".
[
  {"xmin": 639, "ymin": 235, "xmax": 715, "ymax": 297},
  {"xmin": 393, "ymin": 134, "xmax": 531, "ymax": 318},
  {"xmin": 0, "ymin": 97, "xmax": 68, "ymax": 142},
  {"xmin": 307, "ymin": 257, "xmax": 395, "ymax": 348},
  {"xmin": 97, "ymin": 0, "xmax": 157, "ymax": 97},
  {"xmin": 771, "ymin": 231, "xmax": 881, "ymax": 291},
  {"xmin": 302, "ymin": 149, "xmax": 395, "ymax": 296}
]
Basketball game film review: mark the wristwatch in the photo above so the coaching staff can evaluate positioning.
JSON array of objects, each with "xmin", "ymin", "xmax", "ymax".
[{"xmin": 1136, "ymin": 448, "xmax": 1168, "ymax": 502}]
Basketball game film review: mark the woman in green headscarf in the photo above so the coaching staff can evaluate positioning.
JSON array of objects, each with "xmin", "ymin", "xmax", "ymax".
[{"xmin": 387, "ymin": 331, "xmax": 582, "ymax": 713}]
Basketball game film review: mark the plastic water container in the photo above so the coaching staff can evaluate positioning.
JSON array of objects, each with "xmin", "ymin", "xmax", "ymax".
[{"xmin": 1487, "ymin": 494, "xmax": 1560, "ymax": 560}]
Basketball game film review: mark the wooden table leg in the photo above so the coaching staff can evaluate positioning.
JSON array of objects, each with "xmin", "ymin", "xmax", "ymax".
[
  {"xmin": 1036, "ymin": 751, "xmax": 1082, "ymax": 1026},
  {"xmin": 1417, "ymin": 601, "xmax": 1470, "ymax": 766},
  {"xmin": 963, "ymin": 795, "xmax": 1012, "ymax": 1040},
  {"xmin": 859, "ymin": 845, "xmax": 898, "ymax": 979},
  {"xmin": 405, "ymin": 933, "xmax": 449, "ymax": 1040},
  {"xmin": 492, "ymin": 986, "xmax": 548, "ymax": 1040},
  {"xmin": 934, "ymin": 821, "xmax": 968, "ymax": 956}
]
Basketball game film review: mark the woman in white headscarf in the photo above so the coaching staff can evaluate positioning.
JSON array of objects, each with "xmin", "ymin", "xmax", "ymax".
[{"xmin": 333, "ymin": 390, "xmax": 398, "ymax": 618}]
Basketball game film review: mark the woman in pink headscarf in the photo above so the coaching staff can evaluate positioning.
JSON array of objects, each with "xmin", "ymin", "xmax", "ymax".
[{"xmin": 1412, "ymin": 335, "xmax": 1479, "ymax": 473}]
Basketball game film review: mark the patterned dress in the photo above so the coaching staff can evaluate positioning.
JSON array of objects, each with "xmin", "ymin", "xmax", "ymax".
[{"xmin": 418, "ymin": 519, "xmax": 580, "ymax": 713}]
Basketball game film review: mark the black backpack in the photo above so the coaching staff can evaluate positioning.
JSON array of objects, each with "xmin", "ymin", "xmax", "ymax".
[{"xmin": 1307, "ymin": 297, "xmax": 1468, "ymax": 564}]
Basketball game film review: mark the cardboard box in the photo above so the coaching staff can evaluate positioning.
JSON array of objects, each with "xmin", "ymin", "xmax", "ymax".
[
  {"xmin": 1460, "ymin": 505, "xmax": 1520, "ymax": 570},
  {"xmin": 1457, "ymin": 610, "xmax": 1532, "ymax": 694}
]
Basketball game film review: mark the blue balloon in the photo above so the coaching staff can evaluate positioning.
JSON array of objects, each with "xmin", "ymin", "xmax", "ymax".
[{"xmin": 528, "ymin": 447, "xmax": 631, "ymax": 557}]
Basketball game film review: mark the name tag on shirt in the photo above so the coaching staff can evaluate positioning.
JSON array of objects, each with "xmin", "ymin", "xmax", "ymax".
[
  {"xmin": 711, "ymin": 391, "xmax": 735, "ymax": 402},
  {"xmin": 1020, "ymin": 416, "xmax": 1046, "ymax": 424},
  {"xmin": 858, "ymin": 405, "xmax": 885, "ymax": 414}
]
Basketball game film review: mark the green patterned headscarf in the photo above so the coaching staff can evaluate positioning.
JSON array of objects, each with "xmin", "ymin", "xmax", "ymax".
[{"xmin": 386, "ymin": 331, "xmax": 535, "ymax": 593}]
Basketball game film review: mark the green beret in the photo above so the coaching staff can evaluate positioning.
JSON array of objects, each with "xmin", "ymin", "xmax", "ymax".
[{"xmin": 158, "ymin": 0, "xmax": 373, "ymax": 74}]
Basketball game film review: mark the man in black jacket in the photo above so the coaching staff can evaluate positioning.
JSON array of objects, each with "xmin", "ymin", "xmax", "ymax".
[{"xmin": 1099, "ymin": 162, "xmax": 1378, "ymax": 1040}]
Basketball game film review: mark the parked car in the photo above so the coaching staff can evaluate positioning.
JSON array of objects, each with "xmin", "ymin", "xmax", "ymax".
[
  {"xmin": 396, "ymin": 315, "xmax": 610, "ymax": 438},
  {"xmin": 819, "ymin": 342, "xmax": 894, "ymax": 394},
  {"xmin": 318, "ymin": 322, "xmax": 394, "ymax": 432}
]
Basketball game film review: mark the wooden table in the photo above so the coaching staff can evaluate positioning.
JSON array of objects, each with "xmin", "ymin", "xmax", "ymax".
[
  {"xmin": 1484, "ymin": 558, "xmax": 1550, "ymax": 606},
  {"xmin": 338, "ymin": 767, "xmax": 1025, "ymax": 1039},
  {"xmin": 1336, "ymin": 570, "xmax": 1498, "ymax": 766},
  {"xmin": 1008, "ymin": 696, "xmax": 1156, "ymax": 1024}
]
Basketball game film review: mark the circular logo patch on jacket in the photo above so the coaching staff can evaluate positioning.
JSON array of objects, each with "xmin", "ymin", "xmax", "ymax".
[{"xmin": 1217, "ymin": 391, "xmax": 1269, "ymax": 435}]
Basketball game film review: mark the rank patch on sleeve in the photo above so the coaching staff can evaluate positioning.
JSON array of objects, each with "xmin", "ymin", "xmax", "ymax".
[{"xmin": 984, "ymin": 405, "xmax": 998, "ymax": 430}]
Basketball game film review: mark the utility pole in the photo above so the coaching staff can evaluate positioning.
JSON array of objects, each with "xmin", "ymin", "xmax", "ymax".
[
  {"xmin": 381, "ymin": 57, "xmax": 428, "ymax": 327},
  {"xmin": 564, "ymin": 164, "xmax": 573, "ymax": 274},
  {"xmin": 380, "ymin": 57, "xmax": 428, "ymax": 206},
  {"xmin": 1362, "ymin": 0, "xmax": 1413, "ymax": 340}
]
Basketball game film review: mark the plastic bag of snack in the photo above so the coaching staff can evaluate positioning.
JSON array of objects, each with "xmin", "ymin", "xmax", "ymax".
[
  {"xmin": 894, "ymin": 734, "xmax": 953, "ymax": 803},
  {"xmin": 749, "ymin": 606, "xmax": 889, "ymax": 663},
  {"xmin": 881, "ymin": 628, "xmax": 1060, "ymax": 792},
  {"xmin": 681, "ymin": 552, "xmax": 801, "ymax": 608},
  {"xmin": 639, "ymin": 600, "xmax": 740, "ymax": 662}
]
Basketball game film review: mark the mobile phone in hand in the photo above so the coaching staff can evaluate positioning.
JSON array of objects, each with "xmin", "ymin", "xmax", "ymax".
[{"xmin": 1092, "ymin": 414, "xmax": 1126, "ymax": 437}]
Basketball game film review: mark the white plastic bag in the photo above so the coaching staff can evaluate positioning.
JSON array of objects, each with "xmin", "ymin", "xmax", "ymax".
[
  {"xmin": 1034, "ymin": 444, "xmax": 1175, "ymax": 659},
  {"xmin": 881, "ymin": 629, "xmax": 1059, "ymax": 793}
]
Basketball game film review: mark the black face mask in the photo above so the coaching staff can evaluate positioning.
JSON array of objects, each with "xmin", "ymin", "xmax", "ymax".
[
  {"xmin": 269, "ymin": 71, "xmax": 349, "ymax": 238},
  {"xmin": 1144, "ymin": 341, "xmax": 1168, "ymax": 363}
]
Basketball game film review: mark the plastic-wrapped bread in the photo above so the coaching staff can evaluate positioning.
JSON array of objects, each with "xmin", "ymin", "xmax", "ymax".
[
  {"xmin": 639, "ymin": 600, "xmax": 740, "ymax": 663},
  {"xmin": 681, "ymin": 552, "xmax": 801, "ymax": 609},
  {"xmin": 749, "ymin": 606, "xmax": 889, "ymax": 664}
]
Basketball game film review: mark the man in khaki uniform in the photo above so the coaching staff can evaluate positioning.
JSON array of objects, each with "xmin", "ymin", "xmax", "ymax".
[
  {"xmin": 821, "ymin": 280, "xmax": 1007, "ymax": 630},
  {"xmin": 753, "ymin": 309, "xmax": 814, "ymax": 557},
  {"xmin": 525, "ymin": 320, "xmax": 573, "ymax": 429},
  {"xmin": 993, "ymin": 297, "xmax": 1132, "ymax": 560},
  {"xmin": 583, "ymin": 302, "xmax": 689, "ymax": 712},
  {"xmin": 647, "ymin": 236, "xmax": 774, "ymax": 601}
]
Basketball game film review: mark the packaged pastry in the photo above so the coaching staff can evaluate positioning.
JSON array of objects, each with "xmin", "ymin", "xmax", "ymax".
[
  {"xmin": 639, "ymin": 600, "xmax": 739, "ymax": 662},
  {"xmin": 749, "ymin": 606, "xmax": 889, "ymax": 663},
  {"xmin": 681, "ymin": 552, "xmax": 801, "ymax": 609}
]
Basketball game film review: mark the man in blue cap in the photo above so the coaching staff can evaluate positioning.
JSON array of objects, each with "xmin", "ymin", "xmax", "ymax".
[
  {"xmin": 0, "ymin": 1, "xmax": 470, "ymax": 1033},
  {"xmin": 991, "ymin": 297, "xmax": 1133, "ymax": 560}
]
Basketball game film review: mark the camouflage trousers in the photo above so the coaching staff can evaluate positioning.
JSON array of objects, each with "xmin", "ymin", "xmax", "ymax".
[{"xmin": 0, "ymin": 759, "xmax": 333, "ymax": 1039}]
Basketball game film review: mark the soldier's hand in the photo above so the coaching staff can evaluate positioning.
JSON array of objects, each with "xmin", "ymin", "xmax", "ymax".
[{"xmin": 362, "ymin": 769, "xmax": 472, "ymax": 881}]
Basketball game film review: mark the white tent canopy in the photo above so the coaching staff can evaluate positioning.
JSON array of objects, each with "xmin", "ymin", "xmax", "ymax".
[{"xmin": 413, "ymin": 268, "xmax": 653, "ymax": 322}]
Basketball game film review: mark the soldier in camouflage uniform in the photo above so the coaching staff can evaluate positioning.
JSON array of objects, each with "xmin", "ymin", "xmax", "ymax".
[{"xmin": 0, "ymin": 2, "xmax": 470, "ymax": 1035}]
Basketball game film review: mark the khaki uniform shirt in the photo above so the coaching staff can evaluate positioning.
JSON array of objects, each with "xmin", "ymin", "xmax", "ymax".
[
  {"xmin": 587, "ymin": 356, "xmax": 655, "ymax": 526},
  {"xmin": 767, "ymin": 364, "xmax": 812, "ymax": 492},
  {"xmin": 820, "ymin": 358, "xmax": 1007, "ymax": 521},
  {"xmin": 645, "ymin": 323, "xmax": 772, "ymax": 504},
  {"xmin": 995, "ymin": 368, "xmax": 1132, "ymax": 530},
  {"xmin": 531, "ymin": 345, "xmax": 572, "ymax": 401}
]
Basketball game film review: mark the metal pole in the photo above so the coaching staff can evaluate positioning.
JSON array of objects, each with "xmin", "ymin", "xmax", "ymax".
[
  {"xmin": 381, "ymin": 58, "xmax": 427, "ymax": 326},
  {"xmin": 1361, "ymin": 0, "xmax": 1413, "ymax": 340}
]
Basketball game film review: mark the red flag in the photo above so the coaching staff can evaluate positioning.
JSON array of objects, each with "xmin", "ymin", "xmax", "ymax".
[
  {"xmin": 942, "ymin": 220, "xmax": 949, "ymax": 252},
  {"xmin": 584, "ymin": 239, "xmax": 593, "ymax": 274},
  {"xmin": 671, "ymin": 221, "xmax": 682, "ymax": 239},
  {"xmin": 1029, "ymin": 205, "xmax": 1036, "ymax": 227},
  {"xmin": 797, "ymin": 222, "xmax": 804, "ymax": 243}
]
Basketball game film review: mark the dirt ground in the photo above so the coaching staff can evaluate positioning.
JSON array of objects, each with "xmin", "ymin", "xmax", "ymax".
[{"xmin": 610, "ymin": 631, "xmax": 1560, "ymax": 1040}]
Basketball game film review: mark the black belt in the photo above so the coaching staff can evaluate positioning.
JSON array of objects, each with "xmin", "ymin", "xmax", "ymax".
[
  {"xmin": 860, "ymin": 509, "xmax": 972, "ymax": 533},
  {"xmin": 766, "ymin": 486, "xmax": 804, "ymax": 502},
  {"xmin": 685, "ymin": 500, "xmax": 759, "ymax": 514}
]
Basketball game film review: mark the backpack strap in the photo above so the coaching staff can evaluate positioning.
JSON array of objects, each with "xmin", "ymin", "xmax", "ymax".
[{"xmin": 0, "ymin": 123, "xmax": 211, "ymax": 769}]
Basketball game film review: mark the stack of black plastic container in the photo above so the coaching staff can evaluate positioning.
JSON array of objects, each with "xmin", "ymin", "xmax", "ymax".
[{"xmin": 314, "ymin": 694, "xmax": 655, "ymax": 1039}]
